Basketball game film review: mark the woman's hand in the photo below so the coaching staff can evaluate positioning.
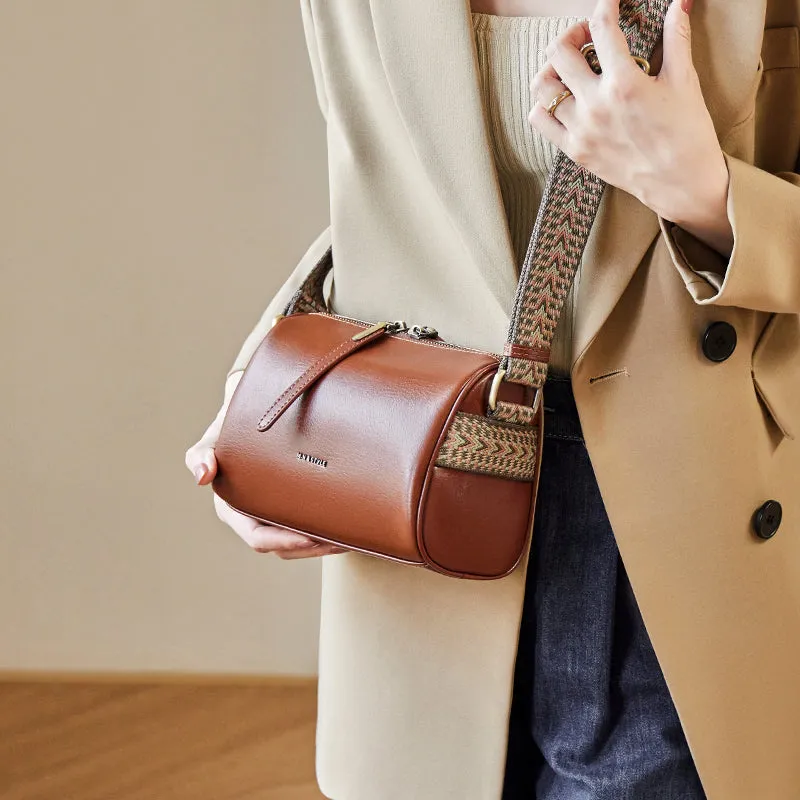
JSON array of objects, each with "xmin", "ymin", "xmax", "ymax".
[
  {"xmin": 185, "ymin": 371, "xmax": 347, "ymax": 560},
  {"xmin": 529, "ymin": 0, "xmax": 734, "ymax": 259}
]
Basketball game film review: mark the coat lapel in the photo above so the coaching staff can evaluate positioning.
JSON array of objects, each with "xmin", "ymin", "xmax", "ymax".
[
  {"xmin": 368, "ymin": 0, "xmax": 519, "ymax": 319},
  {"xmin": 368, "ymin": 0, "xmax": 767, "ymax": 371}
]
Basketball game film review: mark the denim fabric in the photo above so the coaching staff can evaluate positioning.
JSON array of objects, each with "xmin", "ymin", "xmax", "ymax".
[{"xmin": 502, "ymin": 374, "xmax": 707, "ymax": 800}]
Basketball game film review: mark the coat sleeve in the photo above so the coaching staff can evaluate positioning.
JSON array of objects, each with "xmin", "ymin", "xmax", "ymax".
[
  {"xmin": 224, "ymin": 225, "xmax": 332, "ymax": 381},
  {"xmin": 224, "ymin": 0, "xmax": 331, "ymax": 384},
  {"xmin": 657, "ymin": 150, "xmax": 800, "ymax": 314},
  {"xmin": 299, "ymin": 0, "xmax": 329, "ymax": 123}
]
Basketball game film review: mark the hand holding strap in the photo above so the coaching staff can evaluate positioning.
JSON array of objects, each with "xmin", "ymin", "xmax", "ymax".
[{"xmin": 499, "ymin": 0, "xmax": 670, "ymax": 415}]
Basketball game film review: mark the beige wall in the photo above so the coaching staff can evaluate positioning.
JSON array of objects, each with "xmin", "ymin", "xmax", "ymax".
[{"xmin": 0, "ymin": 2, "xmax": 329, "ymax": 675}]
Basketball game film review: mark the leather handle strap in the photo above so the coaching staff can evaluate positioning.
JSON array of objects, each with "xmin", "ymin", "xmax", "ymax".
[{"xmin": 256, "ymin": 324, "xmax": 388, "ymax": 432}]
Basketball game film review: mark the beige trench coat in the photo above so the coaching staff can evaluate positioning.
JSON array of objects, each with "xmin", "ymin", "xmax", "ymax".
[{"xmin": 222, "ymin": 1, "xmax": 800, "ymax": 797}]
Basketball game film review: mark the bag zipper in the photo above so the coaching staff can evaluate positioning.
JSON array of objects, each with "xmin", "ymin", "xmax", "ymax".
[{"xmin": 310, "ymin": 311, "xmax": 502, "ymax": 359}]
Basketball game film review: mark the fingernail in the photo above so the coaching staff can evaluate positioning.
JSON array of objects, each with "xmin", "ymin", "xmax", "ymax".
[
  {"xmin": 680, "ymin": 0, "xmax": 693, "ymax": 13},
  {"xmin": 193, "ymin": 464, "xmax": 208, "ymax": 483}
]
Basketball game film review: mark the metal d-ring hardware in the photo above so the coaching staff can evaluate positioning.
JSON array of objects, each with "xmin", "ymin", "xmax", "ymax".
[
  {"xmin": 579, "ymin": 42, "xmax": 651, "ymax": 75},
  {"xmin": 488, "ymin": 363, "xmax": 507, "ymax": 412},
  {"xmin": 488, "ymin": 361, "xmax": 542, "ymax": 418}
]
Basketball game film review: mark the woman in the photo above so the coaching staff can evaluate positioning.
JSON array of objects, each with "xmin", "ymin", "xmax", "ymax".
[{"xmin": 186, "ymin": 0, "xmax": 800, "ymax": 797}]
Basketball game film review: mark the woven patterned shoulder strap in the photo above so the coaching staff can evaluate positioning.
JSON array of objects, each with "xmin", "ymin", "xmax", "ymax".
[
  {"xmin": 283, "ymin": 244, "xmax": 333, "ymax": 315},
  {"xmin": 283, "ymin": 0, "xmax": 670, "ymax": 425},
  {"xmin": 491, "ymin": 0, "xmax": 670, "ymax": 424}
]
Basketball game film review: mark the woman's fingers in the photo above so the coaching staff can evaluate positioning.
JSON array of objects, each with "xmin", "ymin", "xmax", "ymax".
[
  {"xmin": 657, "ymin": 0, "xmax": 695, "ymax": 83},
  {"xmin": 276, "ymin": 542, "xmax": 348, "ymax": 560},
  {"xmin": 532, "ymin": 73, "xmax": 577, "ymax": 122},
  {"xmin": 195, "ymin": 370, "xmax": 347, "ymax": 559},
  {"xmin": 246, "ymin": 523, "xmax": 322, "ymax": 553},
  {"xmin": 186, "ymin": 372, "xmax": 244, "ymax": 485},
  {"xmin": 186, "ymin": 403, "xmax": 225, "ymax": 485},
  {"xmin": 213, "ymin": 494, "xmax": 299, "ymax": 549},
  {"xmin": 587, "ymin": 0, "xmax": 638, "ymax": 77},
  {"xmin": 213, "ymin": 494, "xmax": 347, "ymax": 558},
  {"xmin": 529, "ymin": 73, "xmax": 573, "ymax": 150},
  {"xmin": 185, "ymin": 442, "xmax": 218, "ymax": 485},
  {"xmin": 543, "ymin": 21, "xmax": 595, "ymax": 100}
]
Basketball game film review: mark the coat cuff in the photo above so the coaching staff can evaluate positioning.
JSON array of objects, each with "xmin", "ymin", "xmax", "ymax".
[
  {"xmin": 657, "ymin": 215, "xmax": 727, "ymax": 298},
  {"xmin": 657, "ymin": 150, "xmax": 800, "ymax": 313}
]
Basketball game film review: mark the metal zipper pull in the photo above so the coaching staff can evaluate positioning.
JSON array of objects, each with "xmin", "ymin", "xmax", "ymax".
[
  {"xmin": 351, "ymin": 320, "xmax": 408, "ymax": 341},
  {"xmin": 408, "ymin": 324, "xmax": 439, "ymax": 340}
]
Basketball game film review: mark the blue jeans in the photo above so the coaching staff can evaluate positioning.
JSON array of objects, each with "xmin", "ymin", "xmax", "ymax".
[{"xmin": 502, "ymin": 374, "xmax": 707, "ymax": 800}]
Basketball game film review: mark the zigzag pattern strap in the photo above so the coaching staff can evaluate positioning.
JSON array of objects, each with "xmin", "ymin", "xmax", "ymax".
[
  {"xmin": 435, "ymin": 411, "xmax": 540, "ymax": 481},
  {"xmin": 501, "ymin": 0, "xmax": 670, "ymax": 395}
]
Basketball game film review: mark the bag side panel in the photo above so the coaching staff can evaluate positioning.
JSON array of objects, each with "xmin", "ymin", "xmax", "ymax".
[{"xmin": 417, "ymin": 369, "xmax": 543, "ymax": 579}]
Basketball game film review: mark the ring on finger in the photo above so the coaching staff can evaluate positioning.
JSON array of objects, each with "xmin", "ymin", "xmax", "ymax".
[{"xmin": 546, "ymin": 88, "xmax": 573, "ymax": 118}]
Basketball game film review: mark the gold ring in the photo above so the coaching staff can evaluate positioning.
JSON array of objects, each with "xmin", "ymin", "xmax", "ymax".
[{"xmin": 546, "ymin": 88, "xmax": 573, "ymax": 118}]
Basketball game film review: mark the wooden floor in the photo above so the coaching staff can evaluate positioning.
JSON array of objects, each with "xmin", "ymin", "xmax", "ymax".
[{"xmin": 0, "ymin": 677, "xmax": 327, "ymax": 800}]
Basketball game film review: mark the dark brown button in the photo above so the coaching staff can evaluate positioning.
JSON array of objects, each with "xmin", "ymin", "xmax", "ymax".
[
  {"xmin": 753, "ymin": 500, "xmax": 782, "ymax": 539},
  {"xmin": 702, "ymin": 321, "xmax": 737, "ymax": 362}
]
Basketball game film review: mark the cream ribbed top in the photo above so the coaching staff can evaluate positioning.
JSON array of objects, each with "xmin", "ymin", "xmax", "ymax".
[{"xmin": 472, "ymin": 12, "xmax": 587, "ymax": 377}]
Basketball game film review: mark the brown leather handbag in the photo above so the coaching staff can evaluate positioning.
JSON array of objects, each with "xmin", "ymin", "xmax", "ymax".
[{"xmin": 212, "ymin": 1, "xmax": 668, "ymax": 580}]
